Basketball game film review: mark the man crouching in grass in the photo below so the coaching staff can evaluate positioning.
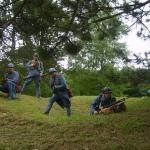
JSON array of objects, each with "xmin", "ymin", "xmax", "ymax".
[{"xmin": 90, "ymin": 86, "xmax": 116, "ymax": 115}]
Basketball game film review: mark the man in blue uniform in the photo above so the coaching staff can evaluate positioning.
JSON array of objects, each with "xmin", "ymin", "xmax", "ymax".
[
  {"xmin": 90, "ymin": 86, "xmax": 116, "ymax": 115},
  {"xmin": 20, "ymin": 53, "xmax": 44, "ymax": 98},
  {"xmin": 0, "ymin": 63, "xmax": 19, "ymax": 100},
  {"xmin": 147, "ymin": 89, "xmax": 150, "ymax": 96},
  {"xmin": 44, "ymin": 68, "xmax": 71, "ymax": 117}
]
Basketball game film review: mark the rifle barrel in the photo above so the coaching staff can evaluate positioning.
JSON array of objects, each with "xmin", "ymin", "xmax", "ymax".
[
  {"xmin": 104, "ymin": 97, "xmax": 128, "ymax": 108},
  {"xmin": 23, "ymin": 73, "xmax": 49, "ymax": 80}
]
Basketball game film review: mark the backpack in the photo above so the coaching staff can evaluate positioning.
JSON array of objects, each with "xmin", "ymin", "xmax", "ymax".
[
  {"xmin": 112, "ymin": 101, "xmax": 127, "ymax": 113},
  {"xmin": 66, "ymin": 86, "xmax": 73, "ymax": 98},
  {"xmin": 52, "ymin": 74, "xmax": 73, "ymax": 98},
  {"xmin": 15, "ymin": 81, "xmax": 22, "ymax": 93}
]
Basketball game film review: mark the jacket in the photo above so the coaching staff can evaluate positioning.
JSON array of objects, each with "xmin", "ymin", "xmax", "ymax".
[
  {"xmin": 5, "ymin": 71, "xmax": 19, "ymax": 83},
  {"xmin": 26, "ymin": 60, "xmax": 44, "ymax": 76},
  {"xmin": 50, "ymin": 73, "xmax": 70, "ymax": 100},
  {"xmin": 90, "ymin": 93, "xmax": 116, "ymax": 114}
]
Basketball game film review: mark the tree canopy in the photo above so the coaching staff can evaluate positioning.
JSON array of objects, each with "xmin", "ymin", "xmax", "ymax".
[
  {"xmin": 0, "ymin": 0, "xmax": 150, "ymax": 98},
  {"xmin": 0, "ymin": 0, "xmax": 150, "ymax": 59}
]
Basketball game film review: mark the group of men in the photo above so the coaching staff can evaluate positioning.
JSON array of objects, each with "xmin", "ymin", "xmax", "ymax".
[
  {"xmin": 0, "ymin": 53, "xmax": 126, "ymax": 117},
  {"xmin": 0, "ymin": 53, "xmax": 71, "ymax": 116}
]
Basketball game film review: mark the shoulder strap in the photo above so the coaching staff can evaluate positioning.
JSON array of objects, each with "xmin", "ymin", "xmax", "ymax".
[
  {"xmin": 52, "ymin": 74, "xmax": 60, "ymax": 86},
  {"xmin": 99, "ymin": 95, "xmax": 102, "ymax": 107},
  {"xmin": 5, "ymin": 71, "xmax": 15, "ymax": 78},
  {"xmin": 38, "ymin": 61, "xmax": 41, "ymax": 69},
  {"xmin": 55, "ymin": 75, "xmax": 60, "ymax": 85},
  {"xmin": 5, "ymin": 73, "xmax": 8, "ymax": 78},
  {"xmin": 110, "ymin": 97, "xmax": 112, "ymax": 104}
]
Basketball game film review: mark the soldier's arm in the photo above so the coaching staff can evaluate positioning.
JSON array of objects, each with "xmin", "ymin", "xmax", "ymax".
[
  {"xmin": 25, "ymin": 60, "xmax": 32, "ymax": 68},
  {"xmin": 90, "ymin": 95, "xmax": 101, "ymax": 115}
]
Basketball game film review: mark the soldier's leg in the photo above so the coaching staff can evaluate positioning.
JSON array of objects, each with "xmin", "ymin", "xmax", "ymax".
[
  {"xmin": 34, "ymin": 76, "xmax": 41, "ymax": 98},
  {"xmin": 0, "ymin": 85, "xmax": 7, "ymax": 93},
  {"xmin": 61, "ymin": 97, "xmax": 71, "ymax": 117},
  {"xmin": 12, "ymin": 83, "xmax": 16, "ymax": 99},
  {"xmin": 44, "ymin": 94, "xmax": 60, "ymax": 114},
  {"xmin": 6, "ymin": 81, "xmax": 16, "ymax": 98},
  {"xmin": 20, "ymin": 78, "xmax": 33, "ymax": 93},
  {"xmin": 56, "ymin": 99, "xmax": 64, "ymax": 109}
]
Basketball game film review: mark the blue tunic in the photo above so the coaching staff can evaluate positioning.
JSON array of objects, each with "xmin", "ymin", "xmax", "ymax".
[
  {"xmin": 0, "ymin": 71, "xmax": 19, "ymax": 98},
  {"xmin": 21, "ymin": 60, "xmax": 44, "ymax": 97},
  {"xmin": 147, "ymin": 90, "xmax": 150, "ymax": 95},
  {"xmin": 45, "ymin": 73, "xmax": 71, "ymax": 116},
  {"xmin": 26, "ymin": 60, "xmax": 44, "ymax": 76},
  {"xmin": 90, "ymin": 93, "xmax": 116, "ymax": 115}
]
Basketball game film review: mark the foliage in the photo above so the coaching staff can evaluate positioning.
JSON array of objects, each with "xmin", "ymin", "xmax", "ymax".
[
  {"xmin": 0, "ymin": 61, "xmax": 149, "ymax": 98},
  {"xmin": 1, "ymin": 0, "xmax": 149, "ymax": 98},
  {"xmin": 64, "ymin": 67, "xmax": 129, "ymax": 97},
  {"xmin": 63, "ymin": 64, "xmax": 150, "ymax": 98},
  {"xmin": 123, "ymin": 86, "xmax": 142, "ymax": 97},
  {"xmin": 67, "ymin": 31, "xmax": 129, "ymax": 70},
  {"xmin": 126, "ymin": 52, "xmax": 150, "ymax": 68},
  {"xmin": 1, "ymin": 0, "xmax": 149, "ymax": 61}
]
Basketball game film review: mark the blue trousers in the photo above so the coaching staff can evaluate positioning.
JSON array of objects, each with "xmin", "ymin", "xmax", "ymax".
[
  {"xmin": 0, "ymin": 81, "xmax": 16, "ymax": 98},
  {"xmin": 46, "ymin": 93, "xmax": 71, "ymax": 116},
  {"xmin": 21, "ymin": 76, "xmax": 41, "ymax": 96}
]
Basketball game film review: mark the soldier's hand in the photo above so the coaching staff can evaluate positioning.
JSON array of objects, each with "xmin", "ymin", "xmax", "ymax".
[
  {"xmin": 40, "ymin": 73, "xmax": 43, "ymax": 76},
  {"xmin": 30, "ymin": 61, "xmax": 38, "ymax": 67},
  {"xmin": 30, "ymin": 64, "xmax": 34, "ymax": 67},
  {"xmin": 99, "ymin": 106, "xmax": 104, "ymax": 110},
  {"xmin": 101, "ymin": 108, "xmax": 114, "ymax": 114},
  {"xmin": 93, "ymin": 111, "xmax": 99, "ymax": 115}
]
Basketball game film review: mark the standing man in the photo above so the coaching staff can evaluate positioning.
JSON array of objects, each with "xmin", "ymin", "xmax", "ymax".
[
  {"xmin": 0, "ymin": 63, "xmax": 19, "ymax": 100},
  {"xmin": 90, "ymin": 86, "xmax": 116, "ymax": 115},
  {"xmin": 44, "ymin": 68, "xmax": 71, "ymax": 117},
  {"xmin": 20, "ymin": 53, "xmax": 44, "ymax": 99}
]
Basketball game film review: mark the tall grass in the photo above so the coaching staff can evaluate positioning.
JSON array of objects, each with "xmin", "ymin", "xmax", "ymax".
[{"xmin": 0, "ymin": 92, "xmax": 150, "ymax": 150}]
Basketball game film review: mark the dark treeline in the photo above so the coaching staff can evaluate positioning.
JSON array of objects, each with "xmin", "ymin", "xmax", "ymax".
[{"xmin": 63, "ymin": 67, "xmax": 150, "ymax": 98}]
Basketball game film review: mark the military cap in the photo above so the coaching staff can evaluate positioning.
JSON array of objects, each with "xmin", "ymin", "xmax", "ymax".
[
  {"xmin": 49, "ymin": 68, "xmax": 57, "ymax": 73},
  {"xmin": 8, "ymin": 63, "xmax": 14, "ymax": 68}
]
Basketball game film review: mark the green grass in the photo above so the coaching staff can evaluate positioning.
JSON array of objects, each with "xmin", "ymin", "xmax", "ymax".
[{"xmin": 0, "ymin": 92, "xmax": 150, "ymax": 150}]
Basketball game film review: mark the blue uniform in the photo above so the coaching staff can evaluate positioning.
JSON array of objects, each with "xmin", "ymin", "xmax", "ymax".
[
  {"xmin": 21, "ymin": 60, "xmax": 44, "ymax": 97},
  {"xmin": 45, "ymin": 73, "xmax": 71, "ymax": 116},
  {"xmin": 147, "ymin": 90, "xmax": 150, "ymax": 96},
  {"xmin": 0, "ymin": 71, "xmax": 19, "ymax": 99},
  {"xmin": 90, "ymin": 93, "xmax": 116, "ymax": 115}
]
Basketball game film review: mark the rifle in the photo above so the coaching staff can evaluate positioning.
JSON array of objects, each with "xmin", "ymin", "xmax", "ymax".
[
  {"xmin": 97, "ymin": 97, "xmax": 129, "ymax": 113},
  {"xmin": 103, "ymin": 97, "xmax": 128, "ymax": 109},
  {"xmin": 23, "ymin": 73, "xmax": 49, "ymax": 80}
]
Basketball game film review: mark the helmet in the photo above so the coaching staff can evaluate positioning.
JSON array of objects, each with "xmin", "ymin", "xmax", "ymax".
[
  {"xmin": 102, "ymin": 86, "xmax": 112, "ymax": 94},
  {"xmin": 33, "ymin": 53, "xmax": 39, "ymax": 58},
  {"xmin": 8, "ymin": 63, "xmax": 14, "ymax": 68},
  {"xmin": 49, "ymin": 68, "xmax": 57, "ymax": 73}
]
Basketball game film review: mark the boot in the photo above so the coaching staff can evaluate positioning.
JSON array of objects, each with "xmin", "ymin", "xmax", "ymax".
[
  {"xmin": 6, "ymin": 97, "xmax": 13, "ymax": 100},
  {"xmin": 38, "ymin": 95, "xmax": 42, "ymax": 99}
]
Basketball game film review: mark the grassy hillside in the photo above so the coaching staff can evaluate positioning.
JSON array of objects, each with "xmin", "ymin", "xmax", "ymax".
[{"xmin": 0, "ymin": 92, "xmax": 150, "ymax": 150}]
